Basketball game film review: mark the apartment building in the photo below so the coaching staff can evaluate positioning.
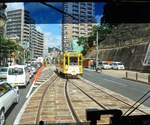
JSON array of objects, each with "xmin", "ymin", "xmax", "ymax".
[
  {"xmin": 6, "ymin": 9, "xmax": 30, "ymax": 47},
  {"xmin": 29, "ymin": 23, "xmax": 44, "ymax": 58},
  {"xmin": 62, "ymin": 2, "xmax": 95, "ymax": 51},
  {"xmin": 6, "ymin": 9, "xmax": 44, "ymax": 59}
]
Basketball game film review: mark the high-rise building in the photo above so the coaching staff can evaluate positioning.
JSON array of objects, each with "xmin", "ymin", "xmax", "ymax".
[
  {"xmin": 62, "ymin": 2, "xmax": 95, "ymax": 51},
  {"xmin": 43, "ymin": 39, "xmax": 48, "ymax": 58},
  {"xmin": 30, "ymin": 24, "xmax": 44, "ymax": 58},
  {"xmin": 6, "ymin": 9, "xmax": 31, "ymax": 47},
  {"xmin": 6, "ymin": 9, "xmax": 44, "ymax": 59}
]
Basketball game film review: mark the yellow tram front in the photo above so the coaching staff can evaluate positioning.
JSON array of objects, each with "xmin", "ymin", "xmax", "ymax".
[{"xmin": 63, "ymin": 51, "xmax": 83, "ymax": 76}]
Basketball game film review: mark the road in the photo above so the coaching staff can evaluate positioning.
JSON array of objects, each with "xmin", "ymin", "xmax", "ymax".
[
  {"xmin": 5, "ymin": 66, "xmax": 54, "ymax": 125},
  {"xmin": 5, "ymin": 78, "xmax": 33, "ymax": 125},
  {"xmin": 83, "ymin": 69, "xmax": 150, "ymax": 107}
]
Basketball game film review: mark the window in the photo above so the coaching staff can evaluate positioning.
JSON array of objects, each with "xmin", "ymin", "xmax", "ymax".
[
  {"xmin": 8, "ymin": 67, "xmax": 24, "ymax": 75},
  {"xmin": 0, "ymin": 67, "xmax": 8, "ymax": 72},
  {"xmin": 65, "ymin": 57, "xmax": 68, "ymax": 65},
  {"xmin": 79, "ymin": 56, "xmax": 82, "ymax": 65},
  {"xmin": 70, "ymin": 57, "xmax": 78, "ymax": 65},
  {"xmin": 0, "ymin": 83, "xmax": 11, "ymax": 97}
]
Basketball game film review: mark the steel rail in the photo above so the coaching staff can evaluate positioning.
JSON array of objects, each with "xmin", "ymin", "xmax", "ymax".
[
  {"xmin": 69, "ymin": 80, "xmax": 108, "ymax": 110},
  {"xmin": 78, "ymin": 78, "xmax": 149, "ymax": 115},
  {"xmin": 64, "ymin": 79, "xmax": 81, "ymax": 124},
  {"xmin": 35, "ymin": 75, "xmax": 58, "ymax": 124}
]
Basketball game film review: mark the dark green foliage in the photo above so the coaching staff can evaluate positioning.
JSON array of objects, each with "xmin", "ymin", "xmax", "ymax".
[
  {"xmin": 48, "ymin": 47, "xmax": 60, "ymax": 53},
  {"xmin": 77, "ymin": 24, "xmax": 112, "ymax": 55},
  {"xmin": 0, "ymin": 36, "xmax": 24, "ymax": 66}
]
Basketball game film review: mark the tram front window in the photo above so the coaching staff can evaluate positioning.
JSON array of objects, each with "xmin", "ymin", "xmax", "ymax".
[{"xmin": 70, "ymin": 57, "xmax": 78, "ymax": 65}]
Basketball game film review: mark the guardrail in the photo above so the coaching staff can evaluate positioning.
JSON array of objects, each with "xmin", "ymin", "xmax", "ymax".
[{"xmin": 125, "ymin": 71, "xmax": 150, "ymax": 84}]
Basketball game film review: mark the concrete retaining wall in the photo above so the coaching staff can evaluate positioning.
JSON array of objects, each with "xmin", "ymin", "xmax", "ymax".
[
  {"xmin": 126, "ymin": 71, "xmax": 150, "ymax": 83},
  {"xmin": 87, "ymin": 42, "xmax": 149, "ymax": 71}
]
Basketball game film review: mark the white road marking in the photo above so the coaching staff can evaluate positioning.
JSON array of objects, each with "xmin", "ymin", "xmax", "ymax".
[{"xmin": 26, "ymin": 83, "xmax": 34, "ymax": 98}]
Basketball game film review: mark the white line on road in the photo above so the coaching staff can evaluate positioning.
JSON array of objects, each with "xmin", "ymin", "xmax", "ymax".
[{"xmin": 26, "ymin": 82, "xmax": 35, "ymax": 98}]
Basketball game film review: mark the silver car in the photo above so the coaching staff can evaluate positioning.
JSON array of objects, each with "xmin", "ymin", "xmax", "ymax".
[{"xmin": 0, "ymin": 81, "xmax": 19, "ymax": 125}]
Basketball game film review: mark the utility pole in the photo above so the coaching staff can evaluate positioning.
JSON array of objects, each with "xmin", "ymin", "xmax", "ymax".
[{"xmin": 96, "ymin": 30, "xmax": 99, "ymax": 68}]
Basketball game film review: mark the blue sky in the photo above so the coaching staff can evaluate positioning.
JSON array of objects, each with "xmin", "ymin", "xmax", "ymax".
[{"xmin": 6, "ymin": 2, "xmax": 104, "ymax": 49}]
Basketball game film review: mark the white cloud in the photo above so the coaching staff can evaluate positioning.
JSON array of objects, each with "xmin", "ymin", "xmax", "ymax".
[
  {"xmin": 95, "ymin": 14, "xmax": 103, "ymax": 23},
  {"xmin": 6, "ymin": 3, "xmax": 24, "ymax": 11},
  {"xmin": 36, "ymin": 24, "xmax": 61, "ymax": 49},
  {"xmin": 45, "ymin": 32, "xmax": 61, "ymax": 49},
  {"xmin": 36, "ymin": 25, "xmax": 43, "ymax": 32}
]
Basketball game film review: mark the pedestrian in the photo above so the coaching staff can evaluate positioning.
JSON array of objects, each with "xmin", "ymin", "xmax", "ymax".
[{"xmin": 93, "ymin": 60, "xmax": 96, "ymax": 70}]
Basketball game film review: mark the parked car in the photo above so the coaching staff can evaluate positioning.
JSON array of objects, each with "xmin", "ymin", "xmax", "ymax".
[
  {"xmin": 27, "ymin": 66, "xmax": 34, "ymax": 78},
  {"xmin": 31, "ymin": 66, "xmax": 37, "ymax": 74},
  {"xmin": 111, "ymin": 62, "xmax": 125, "ymax": 70},
  {"xmin": 0, "ymin": 67, "xmax": 8, "ymax": 80},
  {"xmin": 100, "ymin": 62, "xmax": 111, "ymax": 69},
  {"xmin": 7, "ymin": 65, "xmax": 30, "ymax": 87},
  {"xmin": 0, "ymin": 81, "xmax": 19, "ymax": 125}
]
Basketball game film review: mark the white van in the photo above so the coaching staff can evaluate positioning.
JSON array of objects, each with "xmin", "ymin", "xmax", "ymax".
[{"xmin": 7, "ymin": 65, "xmax": 30, "ymax": 87}]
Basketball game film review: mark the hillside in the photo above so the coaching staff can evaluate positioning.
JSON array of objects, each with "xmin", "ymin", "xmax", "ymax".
[
  {"xmin": 86, "ymin": 24, "xmax": 150, "ymax": 71},
  {"xmin": 100, "ymin": 24, "xmax": 150, "ymax": 48}
]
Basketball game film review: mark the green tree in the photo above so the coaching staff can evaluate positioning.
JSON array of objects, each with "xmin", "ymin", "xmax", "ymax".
[
  {"xmin": 76, "ymin": 24, "xmax": 112, "ymax": 55},
  {"xmin": 0, "ymin": 36, "xmax": 24, "ymax": 65},
  {"xmin": 77, "ymin": 37, "xmax": 89, "ymax": 55}
]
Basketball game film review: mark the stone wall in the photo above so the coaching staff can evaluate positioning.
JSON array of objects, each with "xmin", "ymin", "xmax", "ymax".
[{"xmin": 86, "ymin": 42, "xmax": 149, "ymax": 71}]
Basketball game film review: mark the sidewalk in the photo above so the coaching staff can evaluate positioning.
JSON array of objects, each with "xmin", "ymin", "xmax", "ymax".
[{"xmin": 84, "ymin": 68, "xmax": 150, "ymax": 84}]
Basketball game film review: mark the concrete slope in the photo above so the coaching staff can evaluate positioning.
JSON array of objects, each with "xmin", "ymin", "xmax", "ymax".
[{"xmin": 86, "ymin": 42, "xmax": 149, "ymax": 71}]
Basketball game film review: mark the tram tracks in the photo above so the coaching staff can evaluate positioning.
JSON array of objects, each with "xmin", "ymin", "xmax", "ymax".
[
  {"xmin": 17, "ymin": 74, "xmax": 150, "ymax": 125},
  {"xmin": 70, "ymin": 78, "xmax": 150, "ymax": 115},
  {"xmin": 66, "ymin": 79, "xmax": 110, "ymax": 124},
  {"xmin": 65, "ymin": 79, "xmax": 81, "ymax": 123},
  {"xmin": 35, "ymin": 75, "xmax": 58, "ymax": 124}
]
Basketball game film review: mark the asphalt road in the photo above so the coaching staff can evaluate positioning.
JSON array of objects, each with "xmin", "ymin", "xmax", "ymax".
[
  {"xmin": 83, "ymin": 69, "xmax": 150, "ymax": 107},
  {"xmin": 5, "ymin": 77, "xmax": 33, "ymax": 125}
]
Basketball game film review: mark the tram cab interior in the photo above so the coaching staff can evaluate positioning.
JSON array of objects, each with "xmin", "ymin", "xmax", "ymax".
[{"xmin": 2, "ymin": 1, "xmax": 150, "ymax": 125}]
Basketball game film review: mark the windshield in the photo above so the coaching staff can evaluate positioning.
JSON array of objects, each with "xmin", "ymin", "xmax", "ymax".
[
  {"xmin": 8, "ymin": 68, "xmax": 24, "ymax": 75},
  {"xmin": 103, "ymin": 63, "xmax": 108, "ymax": 65},
  {"xmin": 0, "ymin": 67, "xmax": 8, "ymax": 72},
  {"xmin": 118, "ymin": 63, "xmax": 123, "ymax": 65},
  {"xmin": 1, "ymin": 2, "xmax": 150, "ymax": 125},
  {"xmin": 70, "ymin": 57, "xmax": 78, "ymax": 65}
]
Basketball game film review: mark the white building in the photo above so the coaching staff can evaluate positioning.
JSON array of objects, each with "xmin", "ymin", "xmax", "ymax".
[
  {"xmin": 43, "ymin": 38, "xmax": 48, "ymax": 57},
  {"xmin": 62, "ymin": 2, "xmax": 95, "ymax": 51},
  {"xmin": 6, "ymin": 9, "xmax": 44, "ymax": 59}
]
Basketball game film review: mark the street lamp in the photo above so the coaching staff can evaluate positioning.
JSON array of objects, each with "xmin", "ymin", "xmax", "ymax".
[{"xmin": 96, "ymin": 26, "xmax": 107, "ymax": 69}]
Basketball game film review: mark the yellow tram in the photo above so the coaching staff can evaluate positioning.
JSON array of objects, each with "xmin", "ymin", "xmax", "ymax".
[{"xmin": 56, "ymin": 51, "xmax": 83, "ymax": 76}]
